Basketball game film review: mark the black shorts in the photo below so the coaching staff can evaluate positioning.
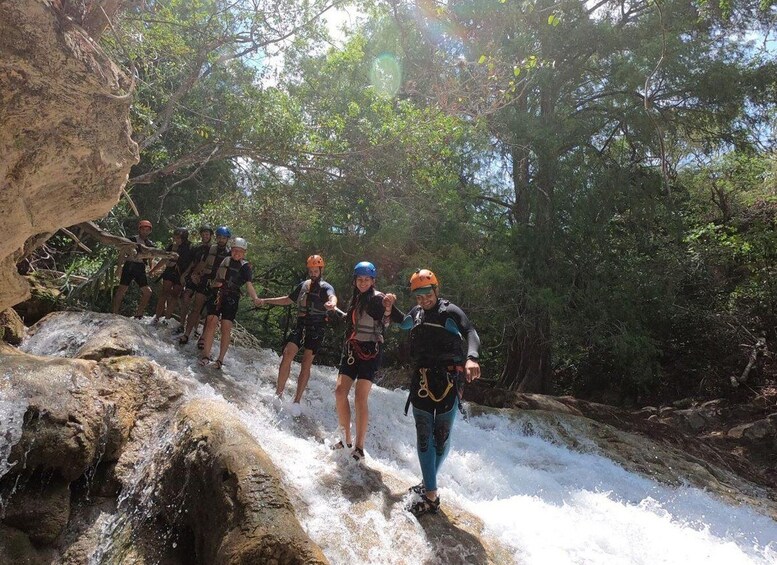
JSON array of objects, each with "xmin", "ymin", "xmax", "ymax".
[
  {"xmin": 161, "ymin": 268, "xmax": 181, "ymax": 285},
  {"xmin": 206, "ymin": 292, "xmax": 240, "ymax": 322},
  {"xmin": 184, "ymin": 276, "xmax": 207, "ymax": 294},
  {"xmin": 338, "ymin": 341, "xmax": 382, "ymax": 382},
  {"xmin": 119, "ymin": 262, "xmax": 148, "ymax": 287},
  {"xmin": 284, "ymin": 321, "xmax": 325, "ymax": 354}
]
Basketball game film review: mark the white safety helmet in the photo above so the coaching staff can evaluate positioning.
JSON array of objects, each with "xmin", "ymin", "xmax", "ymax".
[{"xmin": 231, "ymin": 237, "xmax": 248, "ymax": 250}]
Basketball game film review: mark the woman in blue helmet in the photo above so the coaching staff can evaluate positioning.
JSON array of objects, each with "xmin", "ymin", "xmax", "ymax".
[{"xmin": 333, "ymin": 261, "xmax": 404, "ymax": 461}]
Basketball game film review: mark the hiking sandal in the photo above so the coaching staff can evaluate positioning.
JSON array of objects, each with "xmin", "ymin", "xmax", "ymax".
[
  {"xmin": 408, "ymin": 494, "xmax": 440, "ymax": 517},
  {"xmin": 352, "ymin": 447, "xmax": 365, "ymax": 461},
  {"xmin": 198, "ymin": 356, "xmax": 211, "ymax": 367},
  {"xmin": 178, "ymin": 335, "xmax": 189, "ymax": 345},
  {"xmin": 331, "ymin": 440, "xmax": 352, "ymax": 451},
  {"xmin": 408, "ymin": 482, "xmax": 426, "ymax": 496},
  {"xmin": 197, "ymin": 338, "xmax": 205, "ymax": 350},
  {"xmin": 213, "ymin": 359, "xmax": 223, "ymax": 370}
]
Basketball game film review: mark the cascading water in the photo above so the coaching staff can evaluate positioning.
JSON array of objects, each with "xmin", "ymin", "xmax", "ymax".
[{"xmin": 9, "ymin": 312, "xmax": 777, "ymax": 564}]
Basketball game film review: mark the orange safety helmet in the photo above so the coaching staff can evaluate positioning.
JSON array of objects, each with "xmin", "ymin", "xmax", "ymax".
[
  {"xmin": 138, "ymin": 219, "xmax": 153, "ymax": 229},
  {"xmin": 306, "ymin": 254, "xmax": 325, "ymax": 268},
  {"xmin": 409, "ymin": 268, "xmax": 439, "ymax": 294}
]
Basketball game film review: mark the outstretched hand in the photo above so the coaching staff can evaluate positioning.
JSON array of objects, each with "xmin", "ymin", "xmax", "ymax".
[{"xmin": 464, "ymin": 359, "xmax": 481, "ymax": 382}]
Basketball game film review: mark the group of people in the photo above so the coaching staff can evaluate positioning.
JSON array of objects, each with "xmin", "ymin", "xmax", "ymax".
[{"xmin": 113, "ymin": 219, "xmax": 481, "ymax": 518}]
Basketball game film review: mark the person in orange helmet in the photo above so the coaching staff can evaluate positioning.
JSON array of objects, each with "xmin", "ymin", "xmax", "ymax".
[
  {"xmin": 400, "ymin": 268, "xmax": 481, "ymax": 518},
  {"xmin": 256, "ymin": 254, "xmax": 337, "ymax": 417},
  {"xmin": 112, "ymin": 219, "xmax": 156, "ymax": 319}
]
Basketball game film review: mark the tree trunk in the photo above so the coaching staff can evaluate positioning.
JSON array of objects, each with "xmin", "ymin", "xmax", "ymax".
[
  {"xmin": 498, "ymin": 300, "xmax": 552, "ymax": 393},
  {"xmin": 500, "ymin": 73, "xmax": 557, "ymax": 393}
]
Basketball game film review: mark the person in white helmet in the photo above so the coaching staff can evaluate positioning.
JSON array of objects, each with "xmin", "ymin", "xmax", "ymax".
[{"xmin": 199, "ymin": 237, "xmax": 261, "ymax": 369}]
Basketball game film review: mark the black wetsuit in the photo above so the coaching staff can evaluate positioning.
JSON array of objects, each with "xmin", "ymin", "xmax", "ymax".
[{"xmin": 403, "ymin": 297, "xmax": 480, "ymax": 493}]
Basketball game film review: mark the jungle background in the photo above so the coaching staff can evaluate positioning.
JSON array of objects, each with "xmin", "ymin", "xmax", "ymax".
[{"xmin": 21, "ymin": 0, "xmax": 777, "ymax": 408}]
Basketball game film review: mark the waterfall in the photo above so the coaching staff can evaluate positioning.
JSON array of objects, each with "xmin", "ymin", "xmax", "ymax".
[{"xmin": 6, "ymin": 312, "xmax": 776, "ymax": 564}]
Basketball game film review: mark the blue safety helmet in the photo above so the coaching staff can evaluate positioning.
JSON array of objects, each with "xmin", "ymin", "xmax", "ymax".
[
  {"xmin": 215, "ymin": 226, "xmax": 231, "ymax": 238},
  {"xmin": 353, "ymin": 261, "xmax": 377, "ymax": 279}
]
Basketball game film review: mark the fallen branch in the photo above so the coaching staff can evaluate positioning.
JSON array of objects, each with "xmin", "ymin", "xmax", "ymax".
[
  {"xmin": 74, "ymin": 221, "xmax": 176, "ymax": 261},
  {"xmin": 730, "ymin": 337, "xmax": 767, "ymax": 388}
]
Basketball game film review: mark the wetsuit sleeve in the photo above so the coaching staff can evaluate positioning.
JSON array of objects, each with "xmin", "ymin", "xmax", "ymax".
[
  {"xmin": 288, "ymin": 282, "xmax": 303, "ymax": 302},
  {"xmin": 324, "ymin": 282, "xmax": 336, "ymax": 299},
  {"xmin": 447, "ymin": 304, "xmax": 481, "ymax": 360},
  {"xmin": 388, "ymin": 304, "xmax": 405, "ymax": 323},
  {"xmin": 241, "ymin": 263, "xmax": 253, "ymax": 284}
]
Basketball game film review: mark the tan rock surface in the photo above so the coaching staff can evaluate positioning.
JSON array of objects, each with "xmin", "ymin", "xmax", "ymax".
[
  {"xmin": 0, "ymin": 308, "xmax": 25, "ymax": 344},
  {"xmin": 0, "ymin": 0, "xmax": 138, "ymax": 313},
  {"xmin": 153, "ymin": 399, "xmax": 329, "ymax": 564}
]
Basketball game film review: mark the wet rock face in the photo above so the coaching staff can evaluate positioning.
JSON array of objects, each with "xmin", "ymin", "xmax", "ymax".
[
  {"xmin": 151, "ymin": 400, "xmax": 328, "ymax": 564},
  {"xmin": 0, "ymin": 0, "xmax": 139, "ymax": 312},
  {"xmin": 1, "ymin": 316, "xmax": 328, "ymax": 563}
]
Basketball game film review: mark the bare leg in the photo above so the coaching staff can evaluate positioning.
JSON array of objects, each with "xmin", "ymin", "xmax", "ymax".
[
  {"xmin": 200, "ymin": 314, "xmax": 218, "ymax": 359},
  {"xmin": 184, "ymin": 293, "xmax": 206, "ymax": 337},
  {"xmin": 136, "ymin": 285, "xmax": 152, "ymax": 317},
  {"xmin": 293, "ymin": 349, "xmax": 315, "ymax": 403},
  {"xmin": 334, "ymin": 374, "xmax": 354, "ymax": 446},
  {"xmin": 353, "ymin": 379, "xmax": 373, "ymax": 450},
  {"xmin": 165, "ymin": 285, "xmax": 182, "ymax": 319},
  {"xmin": 178, "ymin": 289, "xmax": 194, "ymax": 322},
  {"xmin": 217, "ymin": 320, "xmax": 233, "ymax": 362},
  {"xmin": 112, "ymin": 284, "xmax": 129, "ymax": 314},
  {"xmin": 155, "ymin": 280, "xmax": 173, "ymax": 318},
  {"xmin": 276, "ymin": 342, "xmax": 299, "ymax": 397}
]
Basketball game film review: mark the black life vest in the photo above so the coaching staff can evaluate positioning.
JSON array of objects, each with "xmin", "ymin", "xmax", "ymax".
[
  {"xmin": 408, "ymin": 300, "xmax": 465, "ymax": 366},
  {"xmin": 215, "ymin": 257, "xmax": 248, "ymax": 294}
]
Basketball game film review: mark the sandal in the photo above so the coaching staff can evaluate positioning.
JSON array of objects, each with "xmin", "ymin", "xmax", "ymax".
[
  {"xmin": 178, "ymin": 335, "xmax": 189, "ymax": 345},
  {"xmin": 351, "ymin": 447, "xmax": 365, "ymax": 461},
  {"xmin": 408, "ymin": 482, "xmax": 426, "ymax": 496},
  {"xmin": 198, "ymin": 356, "xmax": 211, "ymax": 367},
  {"xmin": 213, "ymin": 359, "xmax": 223, "ymax": 370},
  {"xmin": 331, "ymin": 440, "xmax": 352, "ymax": 451},
  {"xmin": 408, "ymin": 494, "xmax": 440, "ymax": 517},
  {"xmin": 197, "ymin": 338, "xmax": 205, "ymax": 350}
]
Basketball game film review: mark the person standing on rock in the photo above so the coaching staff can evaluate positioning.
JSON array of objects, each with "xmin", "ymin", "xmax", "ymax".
[
  {"xmin": 333, "ymin": 261, "xmax": 404, "ymax": 461},
  {"xmin": 401, "ymin": 268, "xmax": 481, "ymax": 517},
  {"xmin": 199, "ymin": 237, "xmax": 261, "ymax": 370},
  {"xmin": 112, "ymin": 219, "xmax": 156, "ymax": 319},
  {"xmin": 173, "ymin": 225, "xmax": 213, "ymax": 335},
  {"xmin": 179, "ymin": 226, "xmax": 231, "ymax": 348},
  {"xmin": 150, "ymin": 227, "xmax": 192, "ymax": 325},
  {"xmin": 256, "ymin": 255, "xmax": 337, "ymax": 417}
]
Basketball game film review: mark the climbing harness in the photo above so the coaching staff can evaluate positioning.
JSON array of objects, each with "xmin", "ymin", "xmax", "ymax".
[{"xmin": 416, "ymin": 368, "xmax": 454, "ymax": 402}]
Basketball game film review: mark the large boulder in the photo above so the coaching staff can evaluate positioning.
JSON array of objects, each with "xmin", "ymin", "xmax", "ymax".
[
  {"xmin": 152, "ymin": 400, "xmax": 329, "ymax": 564},
  {"xmin": 0, "ymin": 0, "xmax": 138, "ymax": 313}
]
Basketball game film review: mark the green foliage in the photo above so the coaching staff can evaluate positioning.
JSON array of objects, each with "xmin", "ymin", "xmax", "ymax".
[{"xmin": 50, "ymin": 0, "xmax": 775, "ymax": 404}]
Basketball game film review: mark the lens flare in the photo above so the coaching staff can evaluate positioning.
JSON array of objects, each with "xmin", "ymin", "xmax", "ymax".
[{"xmin": 370, "ymin": 53, "xmax": 402, "ymax": 97}]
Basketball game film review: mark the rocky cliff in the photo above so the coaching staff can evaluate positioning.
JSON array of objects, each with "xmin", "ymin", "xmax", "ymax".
[{"xmin": 0, "ymin": 0, "xmax": 138, "ymax": 313}]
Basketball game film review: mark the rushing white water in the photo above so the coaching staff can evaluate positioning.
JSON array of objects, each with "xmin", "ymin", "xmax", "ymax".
[{"xmin": 17, "ymin": 313, "xmax": 777, "ymax": 564}]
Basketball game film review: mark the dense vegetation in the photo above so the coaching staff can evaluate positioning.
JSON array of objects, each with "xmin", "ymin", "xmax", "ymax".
[{"xmin": 32, "ymin": 0, "xmax": 777, "ymax": 406}]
